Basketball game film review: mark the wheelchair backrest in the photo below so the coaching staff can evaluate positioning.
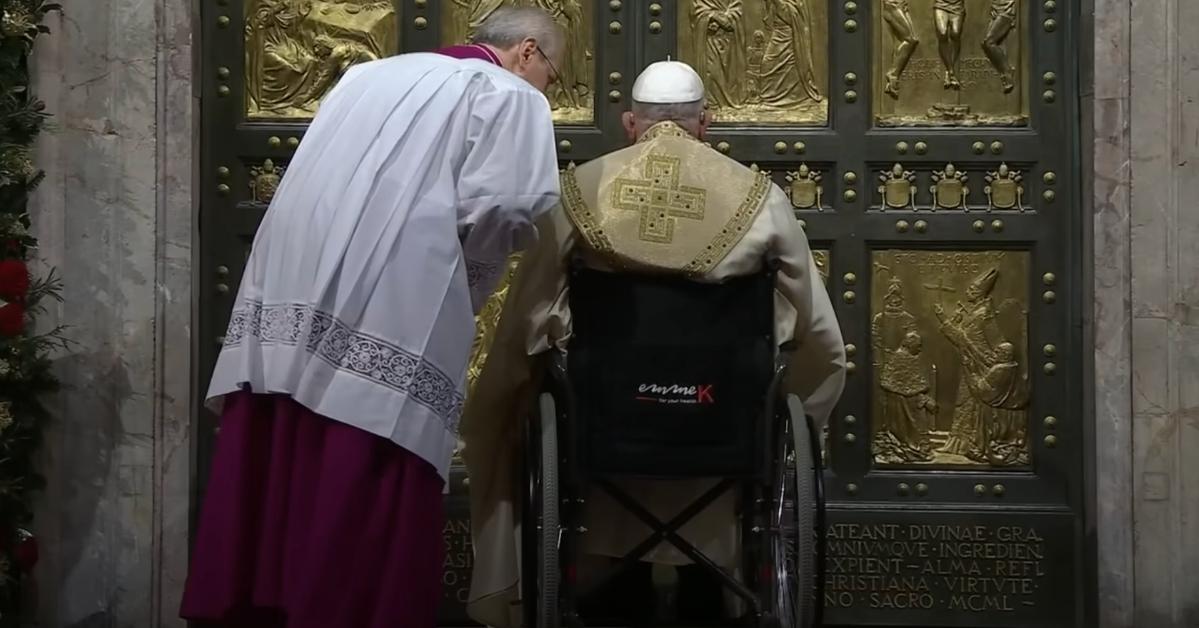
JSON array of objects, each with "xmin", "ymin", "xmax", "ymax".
[{"xmin": 564, "ymin": 263, "xmax": 778, "ymax": 477}]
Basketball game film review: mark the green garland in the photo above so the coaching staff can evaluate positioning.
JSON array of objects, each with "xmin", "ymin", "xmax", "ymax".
[{"xmin": 0, "ymin": 1, "xmax": 64, "ymax": 625}]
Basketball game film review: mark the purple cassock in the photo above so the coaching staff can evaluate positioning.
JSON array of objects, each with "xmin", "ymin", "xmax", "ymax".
[
  {"xmin": 436, "ymin": 43, "xmax": 504, "ymax": 65},
  {"xmin": 178, "ymin": 45, "xmax": 503, "ymax": 628}
]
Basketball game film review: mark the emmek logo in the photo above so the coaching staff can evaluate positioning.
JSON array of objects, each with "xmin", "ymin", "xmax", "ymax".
[{"xmin": 634, "ymin": 383, "xmax": 715, "ymax": 405}]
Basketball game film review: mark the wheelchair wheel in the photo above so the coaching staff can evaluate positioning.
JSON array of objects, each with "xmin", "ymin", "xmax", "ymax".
[
  {"xmin": 528, "ymin": 392, "xmax": 561, "ymax": 628},
  {"xmin": 769, "ymin": 395, "xmax": 822, "ymax": 628}
]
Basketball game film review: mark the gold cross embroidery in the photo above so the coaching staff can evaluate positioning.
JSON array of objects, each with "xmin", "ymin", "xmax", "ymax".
[{"xmin": 610, "ymin": 154, "xmax": 707, "ymax": 243}]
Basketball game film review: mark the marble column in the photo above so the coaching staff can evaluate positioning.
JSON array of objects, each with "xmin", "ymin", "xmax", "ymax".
[
  {"xmin": 29, "ymin": 0, "xmax": 195, "ymax": 625},
  {"xmin": 1126, "ymin": 0, "xmax": 1199, "ymax": 624},
  {"xmin": 1093, "ymin": 0, "xmax": 1199, "ymax": 626},
  {"xmin": 1090, "ymin": 0, "xmax": 1134, "ymax": 622}
]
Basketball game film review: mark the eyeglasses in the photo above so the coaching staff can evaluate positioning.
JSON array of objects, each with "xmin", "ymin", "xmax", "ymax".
[{"xmin": 536, "ymin": 46, "xmax": 560, "ymax": 84}]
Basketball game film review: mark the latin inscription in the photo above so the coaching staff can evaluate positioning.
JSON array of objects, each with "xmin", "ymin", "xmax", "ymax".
[
  {"xmin": 822, "ymin": 512, "xmax": 1075, "ymax": 627},
  {"xmin": 442, "ymin": 517, "xmax": 474, "ymax": 607},
  {"xmin": 826, "ymin": 523, "xmax": 1045, "ymax": 612},
  {"xmin": 885, "ymin": 250, "xmax": 1009, "ymax": 276},
  {"xmin": 896, "ymin": 57, "xmax": 1005, "ymax": 88}
]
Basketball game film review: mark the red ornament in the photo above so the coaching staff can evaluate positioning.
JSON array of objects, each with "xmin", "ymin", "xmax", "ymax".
[
  {"xmin": 14, "ymin": 528, "xmax": 38, "ymax": 572},
  {"xmin": 0, "ymin": 259, "xmax": 29, "ymax": 302},
  {"xmin": 0, "ymin": 301, "xmax": 25, "ymax": 336}
]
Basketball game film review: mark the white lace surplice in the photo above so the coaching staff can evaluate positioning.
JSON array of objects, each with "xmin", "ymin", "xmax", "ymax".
[{"xmin": 207, "ymin": 53, "xmax": 561, "ymax": 481}]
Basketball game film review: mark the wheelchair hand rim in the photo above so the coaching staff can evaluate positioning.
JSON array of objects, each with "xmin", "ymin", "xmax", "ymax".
[{"xmin": 771, "ymin": 455, "xmax": 802, "ymax": 628}]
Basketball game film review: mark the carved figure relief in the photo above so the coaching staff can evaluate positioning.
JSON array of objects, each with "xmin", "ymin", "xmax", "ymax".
[
  {"xmin": 465, "ymin": 255, "xmax": 523, "ymax": 399},
  {"xmin": 245, "ymin": 0, "xmax": 398, "ymax": 119},
  {"xmin": 933, "ymin": 0, "xmax": 965, "ymax": 90},
  {"xmin": 881, "ymin": 0, "xmax": 920, "ymax": 98},
  {"xmin": 982, "ymin": 0, "xmax": 1018, "ymax": 92},
  {"xmin": 874, "ymin": 330, "xmax": 938, "ymax": 463},
  {"xmin": 680, "ymin": 0, "xmax": 828, "ymax": 124},
  {"xmin": 870, "ymin": 251, "xmax": 1030, "ymax": 467},
  {"xmin": 758, "ymin": 0, "xmax": 823, "ymax": 106},
  {"xmin": 872, "ymin": 278, "xmax": 917, "ymax": 364},
  {"xmin": 530, "ymin": 0, "xmax": 590, "ymax": 113},
  {"xmin": 458, "ymin": 254, "xmax": 521, "ymax": 465},
  {"xmin": 692, "ymin": 0, "xmax": 747, "ymax": 108},
  {"xmin": 873, "ymin": 0, "xmax": 1026, "ymax": 125},
  {"xmin": 444, "ymin": 0, "xmax": 593, "ymax": 123},
  {"xmin": 870, "ymin": 276, "xmax": 932, "ymax": 464}
]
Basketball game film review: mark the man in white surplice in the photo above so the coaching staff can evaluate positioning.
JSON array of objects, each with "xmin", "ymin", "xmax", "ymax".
[
  {"xmin": 462, "ymin": 60, "xmax": 846, "ymax": 627},
  {"xmin": 182, "ymin": 9, "xmax": 567, "ymax": 628}
]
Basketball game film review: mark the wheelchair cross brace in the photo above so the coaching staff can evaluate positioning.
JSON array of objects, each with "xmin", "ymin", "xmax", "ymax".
[{"xmin": 572, "ymin": 478, "xmax": 763, "ymax": 615}]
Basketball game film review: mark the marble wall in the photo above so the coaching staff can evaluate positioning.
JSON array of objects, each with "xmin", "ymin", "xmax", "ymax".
[
  {"xmin": 29, "ymin": 0, "xmax": 195, "ymax": 626},
  {"xmin": 1092, "ymin": 0, "xmax": 1199, "ymax": 625},
  {"xmin": 1089, "ymin": 0, "xmax": 1135, "ymax": 623},
  {"xmin": 16, "ymin": 0, "xmax": 1199, "ymax": 626},
  {"xmin": 1125, "ymin": 0, "xmax": 1199, "ymax": 623}
]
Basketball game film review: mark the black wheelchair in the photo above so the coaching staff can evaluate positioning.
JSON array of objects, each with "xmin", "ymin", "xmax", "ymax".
[{"xmin": 521, "ymin": 261, "xmax": 826, "ymax": 628}]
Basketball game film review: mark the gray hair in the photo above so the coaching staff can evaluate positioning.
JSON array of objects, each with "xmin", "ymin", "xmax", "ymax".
[
  {"xmin": 472, "ymin": 7, "xmax": 564, "ymax": 60},
  {"xmin": 631, "ymin": 99, "xmax": 706, "ymax": 125}
]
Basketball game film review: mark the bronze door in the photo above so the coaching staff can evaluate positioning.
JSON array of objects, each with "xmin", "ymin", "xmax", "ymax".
[{"xmin": 197, "ymin": 1, "xmax": 1088, "ymax": 626}]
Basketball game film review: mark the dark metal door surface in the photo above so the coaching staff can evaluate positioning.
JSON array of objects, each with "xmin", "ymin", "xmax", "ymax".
[{"xmin": 197, "ymin": 1, "xmax": 1087, "ymax": 626}]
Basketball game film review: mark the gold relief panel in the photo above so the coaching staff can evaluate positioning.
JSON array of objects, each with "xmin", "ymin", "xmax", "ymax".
[
  {"xmin": 465, "ymin": 254, "xmax": 523, "ymax": 398},
  {"xmin": 443, "ymin": 0, "xmax": 594, "ymax": 124},
  {"xmin": 811, "ymin": 248, "xmax": 830, "ymax": 286},
  {"xmin": 245, "ymin": 0, "xmax": 399, "ymax": 120},
  {"xmin": 457, "ymin": 253, "xmax": 523, "ymax": 465},
  {"xmin": 873, "ymin": 0, "xmax": 1027, "ymax": 126},
  {"xmin": 870, "ymin": 250, "xmax": 1030, "ymax": 468},
  {"xmin": 678, "ymin": 0, "xmax": 829, "ymax": 124}
]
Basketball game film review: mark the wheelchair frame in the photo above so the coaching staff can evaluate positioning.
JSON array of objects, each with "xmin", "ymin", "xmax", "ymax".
[{"xmin": 521, "ymin": 342, "xmax": 827, "ymax": 628}]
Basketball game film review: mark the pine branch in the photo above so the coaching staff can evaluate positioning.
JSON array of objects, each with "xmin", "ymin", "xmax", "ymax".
[{"xmin": 0, "ymin": 0, "xmax": 65, "ymax": 619}]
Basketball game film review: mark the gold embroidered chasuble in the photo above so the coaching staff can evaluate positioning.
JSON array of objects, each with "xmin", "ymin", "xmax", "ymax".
[
  {"xmin": 460, "ymin": 121, "xmax": 846, "ymax": 628},
  {"xmin": 562, "ymin": 121, "xmax": 772, "ymax": 274}
]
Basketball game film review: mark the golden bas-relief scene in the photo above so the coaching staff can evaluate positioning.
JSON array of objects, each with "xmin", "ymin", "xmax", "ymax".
[
  {"xmin": 873, "ymin": 0, "xmax": 1027, "ymax": 125},
  {"xmin": 457, "ymin": 255, "xmax": 522, "ymax": 463},
  {"xmin": 244, "ymin": 0, "xmax": 399, "ymax": 119},
  {"xmin": 870, "ymin": 250, "xmax": 1031, "ymax": 467},
  {"xmin": 678, "ymin": 0, "xmax": 829, "ymax": 124},
  {"xmin": 465, "ymin": 255, "xmax": 523, "ymax": 397},
  {"xmin": 442, "ymin": 0, "xmax": 594, "ymax": 124}
]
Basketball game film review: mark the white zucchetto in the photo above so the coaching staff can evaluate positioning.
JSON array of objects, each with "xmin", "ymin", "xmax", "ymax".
[{"xmin": 631, "ymin": 59, "xmax": 706, "ymax": 104}]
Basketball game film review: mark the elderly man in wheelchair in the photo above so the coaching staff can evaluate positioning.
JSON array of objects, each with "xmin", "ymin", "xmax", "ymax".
[{"xmin": 461, "ymin": 60, "xmax": 846, "ymax": 628}]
